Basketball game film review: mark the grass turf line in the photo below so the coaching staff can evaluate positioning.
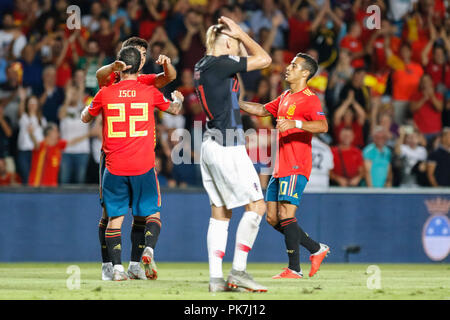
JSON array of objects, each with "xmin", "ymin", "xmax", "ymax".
[{"xmin": 0, "ymin": 262, "xmax": 448, "ymax": 300}]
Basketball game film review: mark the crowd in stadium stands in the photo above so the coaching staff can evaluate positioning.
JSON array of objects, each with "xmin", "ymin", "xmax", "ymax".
[{"xmin": 0, "ymin": 0, "xmax": 449, "ymax": 188}]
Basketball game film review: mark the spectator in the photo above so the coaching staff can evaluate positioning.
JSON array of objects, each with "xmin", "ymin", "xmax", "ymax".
[
  {"xmin": 386, "ymin": 41, "xmax": 424, "ymax": 125},
  {"xmin": 333, "ymin": 89, "xmax": 366, "ymax": 148},
  {"xmin": 0, "ymin": 12, "xmax": 27, "ymax": 60},
  {"xmin": 410, "ymin": 74, "xmax": 444, "ymax": 144},
  {"xmin": 0, "ymin": 157, "xmax": 20, "ymax": 186},
  {"xmin": 249, "ymin": 0, "xmax": 288, "ymax": 49},
  {"xmin": 92, "ymin": 13, "xmax": 120, "ymax": 59},
  {"xmin": 339, "ymin": 21, "xmax": 365, "ymax": 68},
  {"xmin": 76, "ymin": 39, "xmax": 107, "ymax": 96},
  {"xmin": 17, "ymin": 91, "xmax": 46, "ymax": 183},
  {"xmin": 58, "ymin": 77, "xmax": 90, "ymax": 184},
  {"xmin": 34, "ymin": 65, "xmax": 64, "ymax": 124},
  {"xmin": 427, "ymin": 128, "xmax": 450, "ymax": 187},
  {"xmin": 363, "ymin": 127, "xmax": 393, "ymax": 188},
  {"xmin": 0, "ymin": 64, "xmax": 20, "ymax": 128},
  {"xmin": 19, "ymin": 44, "xmax": 44, "ymax": 93},
  {"xmin": 28, "ymin": 123, "xmax": 91, "ymax": 187},
  {"xmin": 395, "ymin": 126, "xmax": 427, "ymax": 187},
  {"xmin": 281, "ymin": 0, "xmax": 312, "ymax": 54},
  {"xmin": 0, "ymin": 104, "xmax": 12, "ymax": 158},
  {"xmin": 330, "ymin": 127, "xmax": 364, "ymax": 187},
  {"xmin": 82, "ymin": 1, "xmax": 103, "ymax": 34},
  {"xmin": 178, "ymin": 9, "xmax": 206, "ymax": 71},
  {"xmin": 307, "ymin": 135, "xmax": 334, "ymax": 190},
  {"xmin": 326, "ymin": 49, "xmax": 353, "ymax": 110}
]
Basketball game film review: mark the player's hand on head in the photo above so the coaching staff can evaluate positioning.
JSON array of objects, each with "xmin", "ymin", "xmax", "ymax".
[
  {"xmin": 171, "ymin": 90, "xmax": 184, "ymax": 102},
  {"xmin": 276, "ymin": 118, "xmax": 295, "ymax": 132},
  {"xmin": 112, "ymin": 60, "xmax": 132, "ymax": 72},
  {"xmin": 218, "ymin": 16, "xmax": 243, "ymax": 39},
  {"xmin": 156, "ymin": 55, "xmax": 171, "ymax": 66}
]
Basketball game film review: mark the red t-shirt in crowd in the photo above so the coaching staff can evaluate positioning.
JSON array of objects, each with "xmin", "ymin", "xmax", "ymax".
[
  {"xmin": 411, "ymin": 92, "xmax": 443, "ymax": 134},
  {"xmin": 426, "ymin": 62, "xmax": 450, "ymax": 88},
  {"xmin": 89, "ymin": 79, "xmax": 170, "ymax": 176},
  {"xmin": 373, "ymin": 36, "xmax": 402, "ymax": 70},
  {"xmin": 288, "ymin": 18, "xmax": 311, "ymax": 53},
  {"xmin": 334, "ymin": 121, "xmax": 364, "ymax": 149},
  {"xmin": 28, "ymin": 140, "xmax": 67, "ymax": 187},
  {"xmin": 392, "ymin": 62, "xmax": 424, "ymax": 101},
  {"xmin": 340, "ymin": 35, "xmax": 365, "ymax": 68},
  {"xmin": 0, "ymin": 172, "xmax": 21, "ymax": 185},
  {"xmin": 331, "ymin": 146, "xmax": 364, "ymax": 179},
  {"xmin": 264, "ymin": 87, "xmax": 326, "ymax": 179}
]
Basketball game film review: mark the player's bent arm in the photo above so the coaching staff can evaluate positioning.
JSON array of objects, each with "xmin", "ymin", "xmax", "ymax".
[
  {"xmin": 277, "ymin": 119, "xmax": 328, "ymax": 133},
  {"xmin": 96, "ymin": 61, "xmax": 130, "ymax": 87},
  {"xmin": 81, "ymin": 106, "xmax": 94, "ymax": 123},
  {"xmin": 219, "ymin": 16, "xmax": 271, "ymax": 71},
  {"xmin": 154, "ymin": 55, "xmax": 177, "ymax": 89},
  {"xmin": 239, "ymin": 101, "xmax": 271, "ymax": 117},
  {"xmin": 164, "ymin": 91, "xmax": 184, "ymax": 115}
]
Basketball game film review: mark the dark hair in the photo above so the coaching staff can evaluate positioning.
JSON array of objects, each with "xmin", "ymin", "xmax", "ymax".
[
  {"xmin": 117, "ymin": 46, "xmax": 141, "ymax": 75},
  {"xmin": 122, "ymin": 37, "xmax": 148, "ymax": 50},
  {"xmin": 296, "ymin": 53, "xmax": 318, "ymax": 80},
  {"xmin": 44, "ymin": 123, "xmax": 58, "ymax": 137}
]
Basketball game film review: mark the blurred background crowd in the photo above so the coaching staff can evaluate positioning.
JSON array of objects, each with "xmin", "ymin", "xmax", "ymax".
[{"xmin": 0, "ymin": 0, "xmax": 449, "ymax": 189}]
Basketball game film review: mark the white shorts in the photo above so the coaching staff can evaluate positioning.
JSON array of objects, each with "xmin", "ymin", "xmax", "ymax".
[{"xmin": 200, "ymin": 138, "xmax": 264, "ymax": 209}]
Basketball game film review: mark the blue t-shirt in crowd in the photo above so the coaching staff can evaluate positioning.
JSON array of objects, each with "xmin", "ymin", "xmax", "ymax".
[{"xmin": 363, "ymin": 143, "xmax": 391, "ymax": 188}]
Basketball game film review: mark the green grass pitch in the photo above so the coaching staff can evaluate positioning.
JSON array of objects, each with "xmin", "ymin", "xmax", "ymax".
[{"xmin": 0, "ymin": 262, "xmax": 449, "ymax": 300}]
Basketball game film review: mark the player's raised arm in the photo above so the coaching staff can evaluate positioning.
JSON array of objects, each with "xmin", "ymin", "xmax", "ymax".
[
  {"xmin": 154, "ymin": 55, "xmax": 177, "ymax": 88},
  {"xmin": 164, "ymin": 90, "xmax": 184, "ymax": 115},
  {"xmin": 218, "ymin": 16, "xmax": 272, "ymax": 71},
  {"xmin": 96, "ymin": 60, "xmax": 131, "ymax": 88},
  {"xmin": 239, "ymin": 101, "xmax": 271, "ymax": 117}
]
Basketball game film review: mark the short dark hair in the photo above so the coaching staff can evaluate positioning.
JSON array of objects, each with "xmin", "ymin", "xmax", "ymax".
[
  {"xmin": 296, "ymin": 53, "xmax": 318, "ymax": 81},
  {"xmin": 117, "ymin": 46, "xmax": 141, "ymax": 74},
  {"xmin": 44, "ymin": 123, "xmax": 58, "ymax": 137},
  {"xmin": 122, "ymin": 37, "xmax": 148, "ymax": 50}
]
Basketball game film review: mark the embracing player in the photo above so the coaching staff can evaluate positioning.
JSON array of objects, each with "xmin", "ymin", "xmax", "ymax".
[
  {"xmin": 239, "ymin": 53, "xmax": 330, "ymax": 279},
  {"xmin": 81, "ymin": 46, "xmax": 183, "ymax": 281},
  {"xmin": 195, "ymin": 16, "xmax": 271, "ymax": 292},
  {"xmin": 95, "ymin": 37, "xmax": 176, "ymax": 281}
]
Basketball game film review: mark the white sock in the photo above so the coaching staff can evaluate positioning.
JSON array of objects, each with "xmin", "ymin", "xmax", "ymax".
[
  {"xmin": 113, "ymin": 264, "xmax": 124, "ymax": 272},
  {"xmin": 207, "ymin": 218, "xmax": 229, "ymax": 279},
  {"xmin": 232, "ymin": 211, "xmax": 262, "ymax": 272},
  {"xmin": 129, "ymin": 261, "xmax": 139, "ymax": 267},
  {"xmin": 102, "ymin": 262, "xmax": 112, "ymax": 267},
  {"xmin": 146, "ymin": 246, "xmax": 154, "ymax": 257}
]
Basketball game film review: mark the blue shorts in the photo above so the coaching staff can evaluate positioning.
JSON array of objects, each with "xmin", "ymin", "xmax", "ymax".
[
  {"xmin": 102, "ymin": 167, "xmax": 162, "ymax": 218},
  {"xmin": 265, "ymin": 174, "xmax": 308, "ymax": 207}
]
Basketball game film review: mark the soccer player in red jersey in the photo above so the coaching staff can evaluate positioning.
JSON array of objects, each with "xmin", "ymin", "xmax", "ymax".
[
  {"xmin": 239, "ymin": 53, "xmax": 330, "ymax": 279},
  {"xmin": 95, "ymin": 37, "xmax": 177, "ymax": 280},
  {"xmin": 81, "ymin": 47, "xmax": 183, "ymax": 281}
]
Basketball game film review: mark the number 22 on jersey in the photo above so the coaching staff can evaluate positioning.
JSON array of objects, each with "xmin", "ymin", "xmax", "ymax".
[{"xmin": 107, "ymin": 103, "xmax": 149, "ymax": 138}]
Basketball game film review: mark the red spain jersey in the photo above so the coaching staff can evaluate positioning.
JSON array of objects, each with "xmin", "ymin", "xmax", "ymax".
[
  {"xmin": 28, "ymin": 140, "xmax": 67, "ymax": 187},
  {"xmin": 101, "ymin": 72, "xmax": 157, "ymax": 88},
  {"xmin": 89, "ymin": 79, "xmax": 170, "ymax": 176},
  {"xmin": 265, "ymin": 87, "xmax": 326, "ymax": 179}
]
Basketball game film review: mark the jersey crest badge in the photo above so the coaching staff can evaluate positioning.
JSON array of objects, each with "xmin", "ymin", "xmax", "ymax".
[{"xmin": 287, "ymin": 104, "xmax": 296, "ymax": 116}]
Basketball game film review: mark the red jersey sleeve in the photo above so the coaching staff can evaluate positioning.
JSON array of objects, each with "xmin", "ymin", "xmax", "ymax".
[
  {"xmin": 264, "ymin": 94, "xmax": 282, "ymax": 117},
  {"xmin": 138, "ymin": 74, "xmax": 157, "ymax": 86},
  {"xmin": 88, "ymin": 88, "xmax": 103, "ymax": 116},
  {"xmin": 305, "ymin": 95, "xmax": 326, "ymax": 121},
  {"xmin": 58, "ymin": 140, "xmax": 67, "ymax": 150},
  {"xmin": 152, "ymin": 88, "xmax": 171, "ymax": 111}
]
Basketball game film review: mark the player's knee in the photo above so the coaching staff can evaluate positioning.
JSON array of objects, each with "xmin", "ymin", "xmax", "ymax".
[{"xmin": 266, "ymin": 214, "xmax": 278, "ymax": 226}]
